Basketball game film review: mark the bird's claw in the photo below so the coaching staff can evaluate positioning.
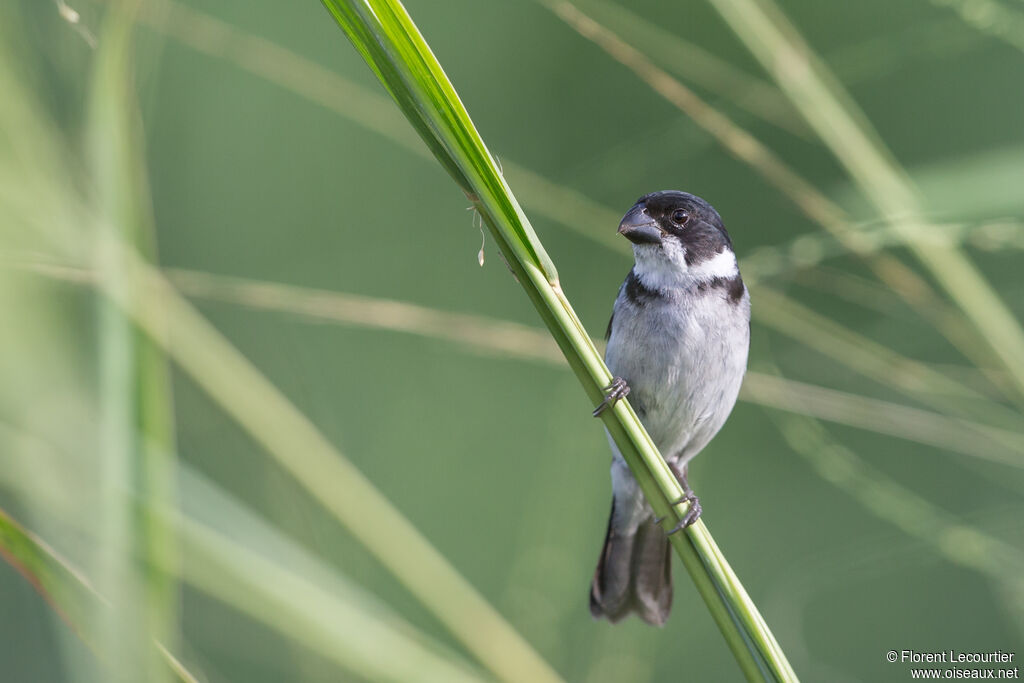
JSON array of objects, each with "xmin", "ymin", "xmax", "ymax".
[
  {"xmin": 664, "ymin": 460, "xmax": 701, "ymax": 533},
  {"xmin": 593, "ymin": 377, "xmax": 630, "ymax": 417},
  {"xmin": 666, "ymin": 492, "xmax": 702, "ymax": 534}
]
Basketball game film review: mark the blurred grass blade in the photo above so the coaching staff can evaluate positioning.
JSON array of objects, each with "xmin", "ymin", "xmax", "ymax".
[
  {"xmin": 768, "ymin": 414, "xmax": 1024, "ymax": 605},
  {"xmin": 96, "ymin": 243, "xmax": 564, "ymax": 683},
  {"xmin": 178, "ymin": 521, "xmax": 487, "ymax": 683},
  {"xmin": 785, "ymin": 264, "xmax": 1019, "ymax": 398},
  {"xmin": 742, "ymin": 373, "xmax": 1024, "ymax": 468},
  {"xmin": 130, "ymin": 0, "xmax": 1017, "ymax": 410},
  {"xmin": 0, "ymin": 427, "xmax": 489, "ymax": 683},
  {"xmin": 168, "ymin": 268, "xmax": 567, "ymax": 365},
  {"xmin": 175, "ymin": 466, "xmax": 489, "ymax": 683},
  {"xmin": 159, "ymin": 271, "xmax": 1024, "ymax": 462},
  {"xmin": 926, "ymin": 0, "xmax": 1024, "ymax": 54},
  {"xmin": 131, "ymin": 0, "xmax": 1024, "ymax": 265},
  {"xmin": 743, "ymin": 219, "xmax": 1024, "ymax": 285},
  {"xmin": 132, "ymin": 0, "xmax": 625, "ymax": 255},
  {"xmin": 901, "ymin": 146, "xmax": 1024, "ymax": 220},
  {"xmin": 8, "ymin": 6, "xmax": 491, "ymax": 678},
  {"xmin": 706, "ymin": 0, "xmax": 1024, "ymax": 397},
  {"xmin": 753, "ymin": 289, "xmax": 1024, "ymax": 429},
  {"xmin": 827, "ymin": 17, "xmax": 984, "ymax": 85},
  {"xmin": 13, "ymin": 258, "xmax": 1024, "ymax": 465},
  {"xmin": 0, "ymin": 507, "xmax": 96, "ymax": 647},
  {"xmin": 164, "ymin": 268, "xmax": 1024, "ymax": 462},
  {"xmin": 87, "ymin": 2, "xmax": 177, "ymax": 680},
  {"xmin": 0, "ymin": 41, "xmax": 559, "ymax": 675},
  {"xmin": 540, "ymin": 0, "xmax": 841, "ymax": 235},
  {"xmin": 574, "ymin": 0, "xmax": 809, "ymax": 137},
  {"xmin": 0, "ymin": 492, "xmax": 486, "ymax": 683},
  {"xmin": 542, "ymin": 0, "xmax": 1017, "ymax": 401},
  {"xmin": 319, "ymin": 1, "xmax": 796, "ymax": 680},
  {"xmin": 0, "ymin": 507, "xmax": 197, "ymax": 682}
]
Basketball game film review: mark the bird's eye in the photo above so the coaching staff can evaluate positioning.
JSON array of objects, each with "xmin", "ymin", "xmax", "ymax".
[{"xmin": 671, "ymin": 209, "xmax": 690, "ymax": 225}]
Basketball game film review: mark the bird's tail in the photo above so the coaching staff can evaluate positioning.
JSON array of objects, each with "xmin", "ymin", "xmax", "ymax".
[{"xmin": 589, "ymin": 501, "xmax": 673, "ymax": 626}]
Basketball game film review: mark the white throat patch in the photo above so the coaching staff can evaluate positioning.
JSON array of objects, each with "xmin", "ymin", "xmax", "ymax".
[
  {"xmin": 631, "ymin": 240, "xmax": 738, "ymax": 291},
  {"xmin": 688, "ymin": 249, "xmax": 739, "ymax": 281}
]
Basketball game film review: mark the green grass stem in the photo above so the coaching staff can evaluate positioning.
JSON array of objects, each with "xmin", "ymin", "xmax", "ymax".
[{"xmin": 319, "ymin": 1, "xmax": 796, "ymax": 679}]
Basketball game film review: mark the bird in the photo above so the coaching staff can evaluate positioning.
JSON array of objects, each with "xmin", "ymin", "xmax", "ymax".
[{"xmin": 589, "ymin": 190, "xmax": 750, "ymax": 626}]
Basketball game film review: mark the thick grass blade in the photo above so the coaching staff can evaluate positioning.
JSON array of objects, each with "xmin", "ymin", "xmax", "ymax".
[
  {"xmin": 87, "ymin": 2, "xmax": 177, "ymax": 680},
  {"xmin": 319, "ymin": 2, "xmax": 796, "ymax": 679}
]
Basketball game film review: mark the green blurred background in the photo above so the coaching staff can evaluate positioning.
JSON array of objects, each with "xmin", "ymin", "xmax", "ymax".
[{"xmin": 2, "ymin": 0, "xmax": 1023, "ymax": 681}]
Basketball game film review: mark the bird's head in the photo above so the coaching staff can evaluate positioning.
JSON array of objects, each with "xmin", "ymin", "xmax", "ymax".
[{"xmin": 618, "ymin": 190, "xmax": 738, "ymax": 290}]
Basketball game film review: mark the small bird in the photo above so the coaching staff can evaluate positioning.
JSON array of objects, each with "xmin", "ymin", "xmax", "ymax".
[{"xmin": 590, "ymin": 190, "xmax": 750, "ymax": 626}]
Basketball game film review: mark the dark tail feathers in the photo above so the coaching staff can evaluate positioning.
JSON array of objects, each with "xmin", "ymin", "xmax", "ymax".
[{"xmin": 589, "ymin": 501, "xmax": 672, "ymax": 626}]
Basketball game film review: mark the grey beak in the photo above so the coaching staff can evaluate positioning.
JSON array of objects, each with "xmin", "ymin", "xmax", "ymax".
[{"xmin": 618, "ymin": 203, "xmax": 663, "ymax": 244}]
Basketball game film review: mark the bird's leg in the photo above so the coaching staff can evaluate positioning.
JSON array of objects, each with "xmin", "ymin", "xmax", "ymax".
[
  {"xmin": 592, "ymin": 376, "xmax": 630, "ymax": 417},
  {"xmin": 665, "ymin": 461, "xmax": 702, "ymax": 534}
]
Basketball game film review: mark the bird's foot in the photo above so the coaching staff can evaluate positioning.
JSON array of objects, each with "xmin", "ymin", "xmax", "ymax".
[
  {"xmin": 592, "ymin": 377, "xmax": 630, "ymax": 417},
  {"xmin": 665, "ymin": 461, "xmax": 702, "ymax": 533},
  {"xmin": 666, "ymin": 491, "xmax": 702, "ymax": 534}
]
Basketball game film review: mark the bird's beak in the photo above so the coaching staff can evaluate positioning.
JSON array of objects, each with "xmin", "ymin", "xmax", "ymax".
[{"xmin": 618, "ymin": 203, "xmax": 663, "ymax": 244}]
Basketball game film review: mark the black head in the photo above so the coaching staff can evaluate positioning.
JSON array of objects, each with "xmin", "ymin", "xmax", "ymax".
[{"xmin": 618, "ymin": 190, "xmax": 733, "ymax": 266}]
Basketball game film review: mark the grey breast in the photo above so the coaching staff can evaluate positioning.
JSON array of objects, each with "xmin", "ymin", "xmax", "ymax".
[{"xmin": 605, "ymin": 283, "xmax": 749, "ymax": 463}]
